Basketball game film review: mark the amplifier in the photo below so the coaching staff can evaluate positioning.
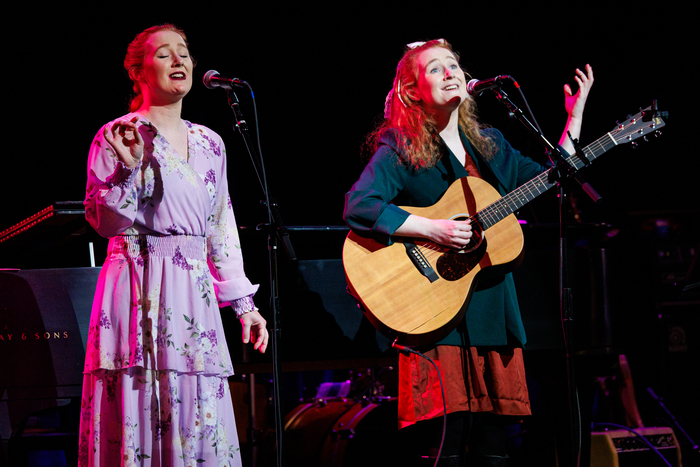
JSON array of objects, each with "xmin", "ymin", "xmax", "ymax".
[{"xmin": 591, "ymin": 426, "xmax": 682, "ymax": 467}]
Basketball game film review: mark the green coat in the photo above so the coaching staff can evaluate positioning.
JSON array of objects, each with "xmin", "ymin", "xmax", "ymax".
[{"xmin": 344, "ymin": 128, "xmax": 547, "ymax": 347}]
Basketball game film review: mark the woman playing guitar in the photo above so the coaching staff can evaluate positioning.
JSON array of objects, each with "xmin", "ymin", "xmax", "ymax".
[{"xmin": 343, "ymin": 39, "xmax": 593, "ymax": 466}]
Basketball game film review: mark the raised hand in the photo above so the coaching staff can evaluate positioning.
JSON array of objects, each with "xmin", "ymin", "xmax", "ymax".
[
  {"xmin": 564, "ymin": 64, "xmax": 594, "ymax": 120},
  {"xmin": 104, "ymin": 115, "xmax": 144, "ymax": 169},
  {"xmin": 559, "ymin": 64, "xmax": 594, "ymax": 153}
]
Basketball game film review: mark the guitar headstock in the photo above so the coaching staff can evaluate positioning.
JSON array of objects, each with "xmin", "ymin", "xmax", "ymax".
[{"xmin": 610, "ymin": 101, "xmax": 667, "ymax": 147}]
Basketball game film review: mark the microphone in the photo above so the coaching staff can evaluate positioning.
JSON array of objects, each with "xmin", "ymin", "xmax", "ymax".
[
  {"xmin": 466, "ymin": 75, "xmax": 514, "ymax": 96},
  {"xmin": 203, "ymin": 70, "xmax": 248, "ymax": 90}
]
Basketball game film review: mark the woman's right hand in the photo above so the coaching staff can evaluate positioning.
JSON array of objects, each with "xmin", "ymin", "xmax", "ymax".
[
  {"xmin": 395, "ymin": 215, "xmax": 472, "ymax": 250},
  {"xmin": 427, "ymin": 218, "xmax": 473, "ymax": 249},
  {"xmin": 104, "ymin": 116, "xmax": 144, "ymax": 169},
  {"xmin": 240, "ymin": 310, "xmax": 269, "ymax": 353}
]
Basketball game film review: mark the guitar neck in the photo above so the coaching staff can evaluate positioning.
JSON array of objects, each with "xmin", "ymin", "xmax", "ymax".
[{"xmin": 475, "ymin": 133, "xmax": 617, "ymax": 230}]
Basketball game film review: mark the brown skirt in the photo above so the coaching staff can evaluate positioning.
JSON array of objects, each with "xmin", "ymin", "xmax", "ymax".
[{"xmin": 398, "ymin": 345, "xmax": 531, "ymax": 429}]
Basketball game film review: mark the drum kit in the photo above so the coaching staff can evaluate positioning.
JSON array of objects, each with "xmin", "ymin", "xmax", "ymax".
[{"xmin": 282, "ymin": 367, "xmax": 400, "ymax": 467}]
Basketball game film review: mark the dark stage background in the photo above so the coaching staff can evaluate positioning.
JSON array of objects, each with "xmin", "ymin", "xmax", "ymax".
[
  {"xmin": 3, "ymin": 5, "xmax": 697, "ymax": 231},
  {"xmin": 1, "ymin": 3, "xmax": 698, "ymax": 465}
]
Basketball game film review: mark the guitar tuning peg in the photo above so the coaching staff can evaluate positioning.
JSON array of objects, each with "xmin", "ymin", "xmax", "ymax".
[
  {"xmin": 643, "ymin": 136, "xmax": 649, "ymax": 142},
  {"xmin": 631, "ymin": 141, "xmax": 638, "ymax": 149},
  {"xmin": 655, "ymin": 131, "xmax": 663, "ymax": 138}
]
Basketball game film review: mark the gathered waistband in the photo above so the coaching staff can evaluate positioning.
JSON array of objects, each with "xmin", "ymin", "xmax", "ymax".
[{"xmin": 108, "ymin": 235, "xmax": 207, "ymax": 260}]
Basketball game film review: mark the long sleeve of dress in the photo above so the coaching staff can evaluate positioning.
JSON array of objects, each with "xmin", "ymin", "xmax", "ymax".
[
  {"xmin": 199, "ymin": 129, "xmax": 259, "ymax": 312},
  {"xmin": 83, "ymin": 123, "xmax": 144, "ymax": 238}
]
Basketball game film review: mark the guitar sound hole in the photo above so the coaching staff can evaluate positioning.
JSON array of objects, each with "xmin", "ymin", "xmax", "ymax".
[{"xmin": 448, "ymin": 215, "xmax": 484, "ymax": 254}]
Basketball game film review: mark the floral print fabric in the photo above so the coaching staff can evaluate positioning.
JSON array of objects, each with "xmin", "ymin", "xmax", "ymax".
[
  {"xmin": 79, "ymin": 114, "xmax": 257, "ymax": 466},
  {"xmin": 79, "ymin": 369, "xmax": 239, "ymax": 466}
]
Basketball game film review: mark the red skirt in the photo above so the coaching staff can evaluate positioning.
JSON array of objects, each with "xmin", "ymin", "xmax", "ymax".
[{"xmin": 398, "ymin": 345, "xmax": 531, "ymax": 429}]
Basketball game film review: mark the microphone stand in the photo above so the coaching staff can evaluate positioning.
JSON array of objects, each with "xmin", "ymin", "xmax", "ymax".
[
  {"xmin": 489, "ymin": 86, "xmax": 601, "ymax": 467},
  {"xmin": 224, "ymin": 86, "xmax": 295, "ymax": 467},
  {"xmin": 647, "ymin": 387, "xmax": 700, "ymax": 457}
]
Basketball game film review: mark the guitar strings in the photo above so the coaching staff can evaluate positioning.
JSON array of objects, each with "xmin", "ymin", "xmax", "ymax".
[
  {"xmin": 418, "ymin": 114, "xmax": 644, "ymax": 250},
  {"xmin": 476, "ymin": 129, "xmax": 619, "ymax": 229}
]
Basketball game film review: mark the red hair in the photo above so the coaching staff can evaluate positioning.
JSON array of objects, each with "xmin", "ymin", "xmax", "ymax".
[
  {"xmin": 368, "ymin": 39, "xmax": 494, "ymax": 169},
  {"xmin": 123, "ymin": 24, "xmax": 190, "ymax": 112}
]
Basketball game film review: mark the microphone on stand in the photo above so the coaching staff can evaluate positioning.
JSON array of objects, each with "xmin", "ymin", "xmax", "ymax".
[
  {"xmin": 466, "ymin": 75, "xmax": 515, "ymax": 96},
  {"xmin": 203, "ymin": 70, "xmax": 248, "ymax": 89}
]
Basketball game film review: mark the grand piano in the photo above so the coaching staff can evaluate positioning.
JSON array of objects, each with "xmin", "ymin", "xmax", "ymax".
[{"xmin": 0, "ymin": 202, "xmax": 104, "ymax": 465}]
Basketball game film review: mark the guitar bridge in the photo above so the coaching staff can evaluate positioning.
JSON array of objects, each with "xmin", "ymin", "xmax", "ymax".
[{"xmin": 404, "ymin": 242, "xmax": 439, "ymax": 283}]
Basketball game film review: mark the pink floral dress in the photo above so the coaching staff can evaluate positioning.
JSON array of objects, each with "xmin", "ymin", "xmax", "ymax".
[{"xmin": 78, "ymin": 114, "xmax": 258, "ymax": 466}]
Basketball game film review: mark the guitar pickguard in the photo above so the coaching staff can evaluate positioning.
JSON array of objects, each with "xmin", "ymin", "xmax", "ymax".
[{"xmin": 436, "ymin": 237, "xmax": 487, "ymax": 281}]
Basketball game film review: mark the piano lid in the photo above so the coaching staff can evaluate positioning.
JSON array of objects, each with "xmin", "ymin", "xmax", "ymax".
[
  {"xmin": 0, "ymin": 201, "xmax": 86, "ymax": 245},
  {"xmin": 0, "ymin": 201, "xmax": 105, "ymax": 269}
]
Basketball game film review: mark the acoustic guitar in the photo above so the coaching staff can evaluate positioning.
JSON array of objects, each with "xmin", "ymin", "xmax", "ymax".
[{"xmin": 343, "ymin": 105, "xmax": 667, "ymax": 345}]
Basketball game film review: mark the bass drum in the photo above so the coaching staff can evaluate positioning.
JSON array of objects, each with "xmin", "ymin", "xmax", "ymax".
[{"xmin": 283, "ymin": 397, "xmax": 398, "ymax": 467}]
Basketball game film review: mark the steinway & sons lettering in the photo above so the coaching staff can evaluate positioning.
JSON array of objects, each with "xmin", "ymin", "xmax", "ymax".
[{"xmin": 0, "ymin": 331, "xmax": 70, "ymax": 340}]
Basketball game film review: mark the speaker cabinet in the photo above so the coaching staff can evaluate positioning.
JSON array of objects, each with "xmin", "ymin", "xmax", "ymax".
[{"xmin": 590, "ymin": 427, "xmax": 682, "ymax": 467}]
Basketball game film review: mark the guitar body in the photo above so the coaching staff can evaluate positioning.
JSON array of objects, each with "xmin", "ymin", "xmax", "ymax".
[
  {"xmin": 342, "ymin": 105, "xmax": 666, "ymax": 346},
  {"xmin": 343, "ymin": 177, "xmax": 525, "ymax": 346}
]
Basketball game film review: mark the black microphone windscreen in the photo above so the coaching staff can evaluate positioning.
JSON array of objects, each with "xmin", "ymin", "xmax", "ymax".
[{"xmin": 203, "ymin": 70, "xmax": 220, "ymax": 89}]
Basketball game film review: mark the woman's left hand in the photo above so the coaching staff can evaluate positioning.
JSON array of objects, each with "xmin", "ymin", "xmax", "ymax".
[
  {"xmin": 564, "ymin": 64, "xmax": 594, "ymax": 119},
  {"xmin": 240, "ymin": 310, "xmax": 269, "ymax": 353}
]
